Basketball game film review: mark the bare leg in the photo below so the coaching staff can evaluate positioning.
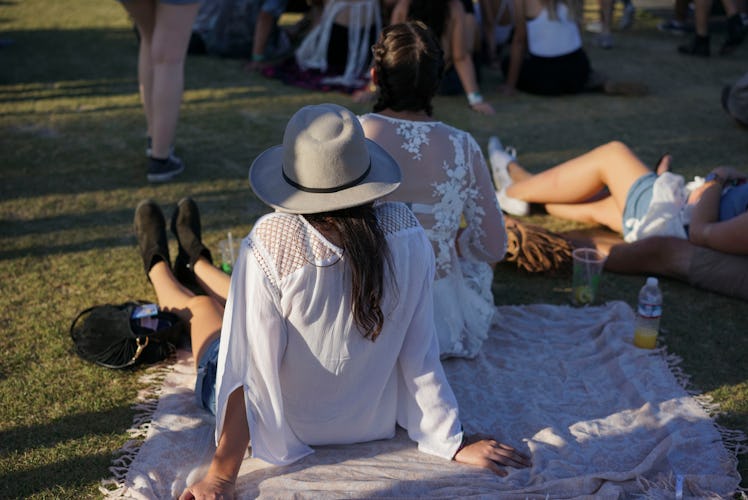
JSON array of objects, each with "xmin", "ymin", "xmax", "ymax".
[
  {"xmin": 546, "ymin": 196, "xmax": 624, "ymax": 233},
  {"xmin": 693, "ymin": 0, "xmax": 713, "ymax": 36},
  {"xmin": 147, "ymin": 2, "xmax": 200, "ymax": 158},
  {"xmin": 599, "ymin": 0, "xmax": 614, "ymax": 36},
  {"xmin": 252, "ymin": 10, "xmax": 275, "ymax": 62},
  {"xmin": 506, "ymin": 141, "xmax": 651, "ymax": 213},
  {"xmin": 149, "ymin": 261, "xmax": 222, "ymax": 367},
  {"xmin": 122, "ymin": 0, "xmax": 157, "ymax": 140},
  {"xmin": 194, "ymin": 256, "xmax": 231, "ymax": 306},
  {"xmin": 604, "ymin": 237, "xmax": 693, "ymax": 281}
]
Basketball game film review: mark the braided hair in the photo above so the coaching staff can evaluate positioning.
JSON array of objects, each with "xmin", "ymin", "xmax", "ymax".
[{"xmin": 372, "ymin": 21, "xmax": 444, "ymax": 117}]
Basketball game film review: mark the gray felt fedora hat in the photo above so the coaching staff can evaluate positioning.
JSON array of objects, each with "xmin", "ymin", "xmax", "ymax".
[{"xmin": 249, "ymin": 103, "xmax": 401, "ymax": 214}]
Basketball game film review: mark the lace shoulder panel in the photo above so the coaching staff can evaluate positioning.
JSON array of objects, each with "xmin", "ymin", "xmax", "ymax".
[
  {"xmin": 375, "ymin": 201, "xmax": 421, "ymax": 236},
  {"xmin": 249, "ymin": 213, "xmax": 340, "ymax": 287},
  {"xmin": 249, "ymin": 206, "xmax": 419, "ymax": 287}
]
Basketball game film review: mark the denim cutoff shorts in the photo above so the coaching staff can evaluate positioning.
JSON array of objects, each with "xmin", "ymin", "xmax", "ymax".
[
  {"xmin": 195, "ymin": 337, "xmax": 220, "ymax": 415},
  {"xmin": 622, "ymin": 172, "xmax": 657, "ymax": 239}
]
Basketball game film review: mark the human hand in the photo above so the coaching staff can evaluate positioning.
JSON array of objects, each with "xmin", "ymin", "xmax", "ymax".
[
  {"xmin": 454, "ymin": 436, "xmax": 531, "ymax": 476},
  {"xmin": 710, "ymin": 166, "xmax": 746, "ymax": 183},
  {"xmin": 471, "ymin": 101, "xmax": 496, "ymax": 115},
  {"xmin": 178, "ymin": 473, "xmax": 235, "ymax": 500}
]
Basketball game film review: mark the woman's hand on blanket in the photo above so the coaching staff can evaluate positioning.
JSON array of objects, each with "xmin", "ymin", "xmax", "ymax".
[
  {"xmin": 454, "ymin": 436, "xmax": 531, "ymax": 476},
  {"xmin": 178, "ymin": 473, "xmax": 235, "ymax": 500}
]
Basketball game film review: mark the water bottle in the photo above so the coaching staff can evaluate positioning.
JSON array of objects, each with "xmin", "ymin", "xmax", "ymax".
[{"xmin": 634, "ymin": 277, "xmax": 662, "ymax": 349}]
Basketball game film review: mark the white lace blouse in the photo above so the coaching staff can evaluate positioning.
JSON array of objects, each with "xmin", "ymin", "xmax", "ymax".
[
  {"xmin": 359, "ymin": 113, "xmax": 506, "ymax": 358},
  {"xmin": 214, "ymin": 202, "xmax": 464, "ymax": 466}
]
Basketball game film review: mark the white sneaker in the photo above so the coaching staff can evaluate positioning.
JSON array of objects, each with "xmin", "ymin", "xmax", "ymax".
[{"xmin": 488, "ymin": 136, "xmax": 529, "ymax": 216}]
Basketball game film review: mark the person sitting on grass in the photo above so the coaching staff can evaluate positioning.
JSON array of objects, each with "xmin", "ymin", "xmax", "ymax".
[
  {"xmin": 131, "ymin": 103, "xmax": 531, "ymax": 499},
  {"xmin": 489, "ymin": 140, "xmax": 748, "ymax": 301},
  {"xmin": 358, "ymin": 21, "xmax": 507, "ymax": 359}
]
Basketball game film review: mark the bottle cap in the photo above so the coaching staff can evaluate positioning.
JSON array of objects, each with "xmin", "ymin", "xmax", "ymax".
[{"xmin": 646, "ymin": 277, "xmax": 658, "ymax": 287}]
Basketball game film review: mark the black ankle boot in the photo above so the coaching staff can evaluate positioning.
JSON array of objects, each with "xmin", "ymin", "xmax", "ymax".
[
  {"xmin": 171, "ymin": 197, "xmax": 212, "ymax": 287},
  {"xmin": 678, "ymin": 34, "xmax": 710, "ymax": 57},
  {"xmin": 720, "ymin": 14, "xmax": 746, "ymax": 55},
  {"xmin": 133, "ymin": 199, "xmax": 170, "ymax": 279}
]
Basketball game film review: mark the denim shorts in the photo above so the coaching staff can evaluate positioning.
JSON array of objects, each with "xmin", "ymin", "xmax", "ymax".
[
  {"xmin": 622, "ymin": 172, "xmax": 657, "ymax": 239},
  {"xmin": 195, "ymin": 337, "xmax": 220, "ymax": 415}
]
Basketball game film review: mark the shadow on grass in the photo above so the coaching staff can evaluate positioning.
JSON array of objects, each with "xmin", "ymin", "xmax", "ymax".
[
  {"xmin": 0, "ymin": 452, "xmax": 117, "ymax": 498},
  {"xmin": 0, "ymin": 190, "xmax": 265, "ymax": 259},
  {"xmin": 0, "ymin": 405, "xmax": 134, "ymax": 455}
]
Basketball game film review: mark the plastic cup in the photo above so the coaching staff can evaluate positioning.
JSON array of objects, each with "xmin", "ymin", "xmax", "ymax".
[
  {"xmin": 571, "ymin": 248, "xmax": 606, "ymax": 306},
  {"xmin": 218, "ymin": 233, "xmax": 239, "ymax": 274}
]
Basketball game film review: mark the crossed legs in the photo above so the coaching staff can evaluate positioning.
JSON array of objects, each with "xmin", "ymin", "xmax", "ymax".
[
  {"xmin": 505, "ymin": 141, "xmax": 651, "ymax": 233},
  {"xmin": 149, "ymin": 261, "xmax": 226, "ymax": 366}
]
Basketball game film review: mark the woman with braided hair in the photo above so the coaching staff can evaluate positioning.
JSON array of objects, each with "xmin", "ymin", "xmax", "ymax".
[{"xmin": 359, "ymin": 21, "xmax": 507, "ymax": 359}]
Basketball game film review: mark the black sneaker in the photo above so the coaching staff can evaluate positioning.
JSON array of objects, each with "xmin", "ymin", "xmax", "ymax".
[
  {"xmin": 133, "ymin": 199, "xmax": 170, "ymax": 279},
  {"xmin": 147, "ymin": 155, "xmax": 184, "ymax": 183}
]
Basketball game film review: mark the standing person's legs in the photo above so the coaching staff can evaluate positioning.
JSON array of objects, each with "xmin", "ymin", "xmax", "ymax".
[
  {"xmin": 149, "ymin": 2, "xmax": 201, "ymax": 159},
  {"xmin": 678, "ymin": 0, "xmax": 712, "ymax": 55},
  {"xmin": 121, "ymin": 0, "xmax": 157, "ymax": 145}
]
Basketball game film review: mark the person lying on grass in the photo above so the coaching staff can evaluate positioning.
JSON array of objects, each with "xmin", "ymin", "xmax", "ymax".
[
  {"xmin": 490, "ymin": 140, "xmax": 748, "ymax": 301},
  {"xmin": 131, "ymin": 103, "xmax": 531, "ymax": 500}
]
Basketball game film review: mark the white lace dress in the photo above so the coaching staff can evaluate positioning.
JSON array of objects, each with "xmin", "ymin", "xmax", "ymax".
[{"xmin": 359, "ymin": 113, "xmax": 507, "ymax": 359}]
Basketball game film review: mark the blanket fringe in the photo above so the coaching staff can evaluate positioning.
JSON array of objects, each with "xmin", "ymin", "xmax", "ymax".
[
  {"xmin": 99, "ymin": 352, "xmax": 177, "ymax": 497},
  {"xmin": 660, "ymin": 348, "xmax": 748, "ymax": 497}
]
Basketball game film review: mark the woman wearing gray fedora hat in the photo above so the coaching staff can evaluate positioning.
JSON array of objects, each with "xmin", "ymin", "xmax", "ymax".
[
  {"xmin": 131, "ymin": 103, "xmax": 530, "ymax": 499},
  {"xmin": 359, "ymin": 21, "xmax": 507, "ymax": 360}
]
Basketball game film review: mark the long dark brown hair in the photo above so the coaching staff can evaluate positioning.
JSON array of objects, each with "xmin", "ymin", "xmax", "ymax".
[
  {"xmin": 372, "ymin": 21, "xmax": 444, "ymax": 116},
  {"xmin": 305, "ymin": 203, "xmax": 392, "ymax": 341}
]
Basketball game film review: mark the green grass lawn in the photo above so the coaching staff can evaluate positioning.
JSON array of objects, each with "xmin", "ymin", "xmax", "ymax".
[{"xmin": 0, "ymin": 0, "xmax": 746, "ymax": 497}]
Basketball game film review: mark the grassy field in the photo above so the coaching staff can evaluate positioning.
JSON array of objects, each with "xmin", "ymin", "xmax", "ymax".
[{"xmin": 0, "ymin": 0, "xmax": 746, "ymax": 497}]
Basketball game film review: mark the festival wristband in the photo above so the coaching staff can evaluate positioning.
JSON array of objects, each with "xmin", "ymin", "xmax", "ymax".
[{"xmin": 467, "ymin": 92, "xmax": 484, "ymax": 106}]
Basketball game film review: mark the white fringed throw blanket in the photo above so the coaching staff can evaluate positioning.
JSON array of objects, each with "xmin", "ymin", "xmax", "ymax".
[{"xmin": 102, "ymin": 302, "xmax": 744, "ymax": 498}]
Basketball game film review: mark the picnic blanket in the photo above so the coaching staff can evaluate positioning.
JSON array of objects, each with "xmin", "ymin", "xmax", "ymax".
[{"xmin": 101, "ymin": 301, "xmax": 745, "ymax": 499}]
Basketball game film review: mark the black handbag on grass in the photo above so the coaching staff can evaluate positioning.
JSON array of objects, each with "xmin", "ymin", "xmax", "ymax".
[{"xmin": 70, "ymin": 301, "xmax": 185, "ymax": 369}]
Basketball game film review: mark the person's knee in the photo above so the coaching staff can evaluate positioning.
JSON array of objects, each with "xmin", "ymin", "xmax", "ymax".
[
  {"xmin": 600, "ymin": 140, "xmax": 631, "ymax": 157},
  {"xmin": 150, "ymin": 36, "xmax": 189, "ymax": 66}
]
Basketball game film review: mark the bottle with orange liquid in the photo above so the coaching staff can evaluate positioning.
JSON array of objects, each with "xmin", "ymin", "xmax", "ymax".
[{"xmin": 634, "ymin": 277, "xmax": 662, "ymax": 349}]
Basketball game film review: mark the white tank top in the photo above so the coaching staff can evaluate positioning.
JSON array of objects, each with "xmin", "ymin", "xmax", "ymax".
[{"xmin": 526, "ymin": 3, "xmax": 582, "ymax": 57}]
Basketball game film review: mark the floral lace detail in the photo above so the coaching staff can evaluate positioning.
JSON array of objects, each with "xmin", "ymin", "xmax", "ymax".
[
  {"xmin": 395, "ymin": 121, "xmax": 435, "ymax": 160},
  {"xmin": 426, "ymin": 134, "xmax": 487, "ymax": 276}
]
